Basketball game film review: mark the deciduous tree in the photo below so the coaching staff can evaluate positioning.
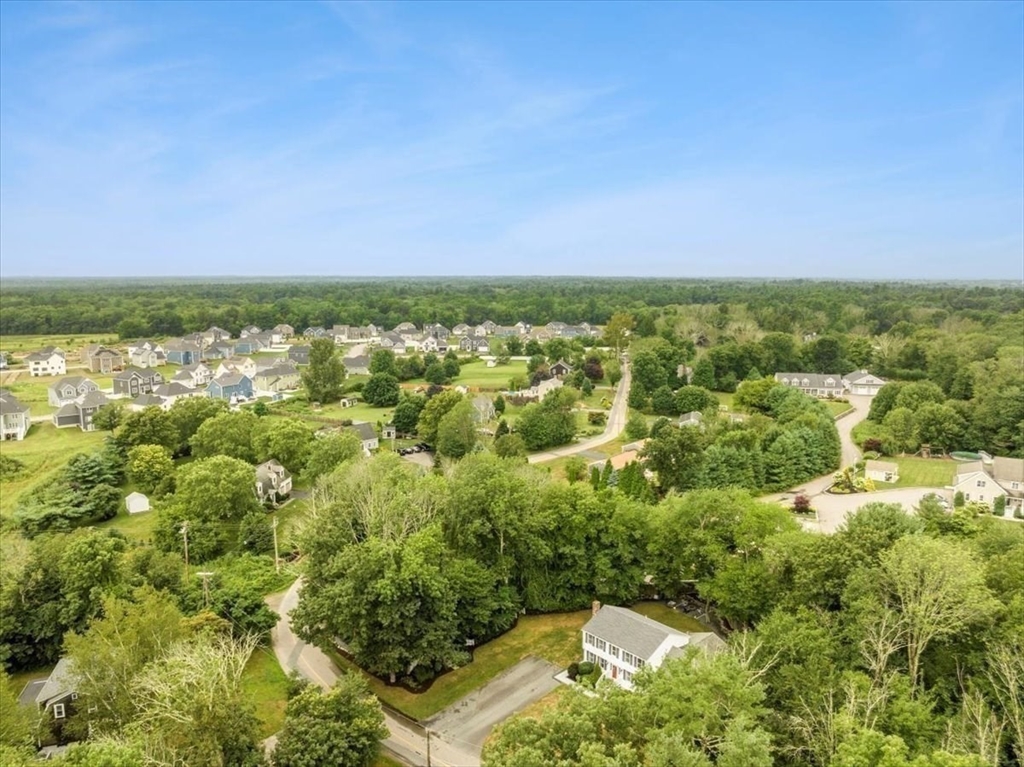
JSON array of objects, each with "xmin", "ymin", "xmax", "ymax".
[{"xmin": 302, "ymin": 338, "xmax": 346, "ymax": 403}]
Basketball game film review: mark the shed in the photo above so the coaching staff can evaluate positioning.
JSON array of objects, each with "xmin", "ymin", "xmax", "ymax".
[
  {"xmin": 865, "ymin": 460, "xmax": 899, "ymax": 484},
  {"xmin": 125, "ymin": 492, "xmax": 151, "ymax": 514}
]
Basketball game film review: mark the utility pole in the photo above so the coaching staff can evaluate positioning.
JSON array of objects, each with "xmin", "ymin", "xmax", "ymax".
[
  {"xmin": 272, "ymin": 517, "xmax": 280, "ymax": 574},
  {"xmin": 197, "ymin": 572, "xmax": 214, "ymax": 609},
  {"xmin": 181, "ymin": 521, "xmax": 190, "ymax": 585},
  {"xmin": 425, "ymin": 729, "xmax": 431, "ymax": 767}
]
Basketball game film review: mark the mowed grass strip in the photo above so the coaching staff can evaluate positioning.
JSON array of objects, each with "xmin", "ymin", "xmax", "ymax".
[
  {"xmin": 824, "ymin": 400, "xmax": 853, "ymax": 417},
  {"xmin": 241, "ymin": 648, "xmax": 291, "ymax": 738},
  {"xmin": 329, "ymin": 610, "xmax": 590, "ymax": 721}
]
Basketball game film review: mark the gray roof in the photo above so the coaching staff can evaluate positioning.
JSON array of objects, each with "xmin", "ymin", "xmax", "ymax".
[
  {"xmin": 666, "ymin": 632, "xmax": 726, "ymax": 659},
  {"xmin": 343, "ymin": 355, "xmax": 370, "ymax": 369},
  {"xmin": 114, "ymin": 366, "xmax": 158, "ymax": 381},
  {"xmin": 211, "ymin": 373, "xmax": 249, "ymax": 387},
  {"xmin": 131, "ymin": 394, "xmax": 166, "ymax": 408},
  {"xmin": 844, "ymin": 369, "xmax": 883, "ymax": 384},
  {"xmin": 258, "ymin": 362, "xmax": 299, "ymax": 378},
  {"xmin": 992, "ymin": 457, "xmax": 1024, "ymax": 485},
  {"xmin": 775, "ymin": 372, "xmax": 844, "ymax": 388},
  {"xmin": 350, "ymin": 422, "xmax": 377, "ymax": 442},
  {"xmin": 35, "ymin": 658, "xmax": 78, "ymax": 706},
  {"xmin": 153, "ymin": 382, "xmax": 195, "ymax": 397},
  {"xmin": 164, "ymin": 339, "xmax": 202, "ymax": 352},
  {"xmin": 79, "ymin": 390, "xmax": 110, "ymax": 408},
  {"xmin": 25, "ymin": 349, "xmax": 61, "ymax": 362},
  {"xmin": 54, "ymin": 402, "xmax": 78, "ymax": 418},
  {"xmin": 50, "ymin": 376, "xmax": 91, "ymax": 391},
  {"xmin": 0, "ymin": 391, "xmax": 29, "ymax": 415},
  {"xmin": 582, "ymin": 605, "xmax": 685, "ymax": 661},
  {"xmin": 956, "ymin": 460, "xmax": 986, "ymax": 476}
]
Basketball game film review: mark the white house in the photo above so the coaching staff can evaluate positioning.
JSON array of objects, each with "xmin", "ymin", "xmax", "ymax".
[
  {"xmin": 843, "ymin": 370, "xmax": 886, "ymax": 396},
  {"xmin": 865, "ymin": 460, "xmax": 899, "ymax": 483},
  {"xmin": 255, "ymin": 460, "xmax": 292, "ymax": 505},
  {"xmin": 0, "ymin": 390, "xmax": 31, "ymax": 441},
  {"xmin": 48, "ymin": 376, "xmax": 99, "ymax": 407},
  {"xmin": 774, "ymin": 372, "xmax": 845, "ymax": 398},
  {"xmin": 951, "ymin": 455, "xmax": 1024, "ymax": 513},
  {"xmin": 581, "ymin": 604, "xmax": 724, "ymax": 691},
  {"xmin": 26, "ymin": 348, "xmax": 66, "ymax": 377},
  {"xmin": 125, "ymin": 492, "xmax": 151, "ymax": 514},
  {"xmin": 349, "ymin": 422, "xmax": 379, "ymax": 454},
  {"xmin": 952, "ymin": 461, "xmax": 1006, "ymax": 508}
]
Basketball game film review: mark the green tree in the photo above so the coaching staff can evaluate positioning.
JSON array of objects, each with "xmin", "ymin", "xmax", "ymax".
[
  {"xmin": 116, "ymin": 407, "xmax": 179, "ymax": 453},
  {"xmin": 883, "ymin": 407, "xmax": 918, "ymax": 455},
  {"xmin": 369, "ymin": 349, "xmax": 398, "ymax": 377},
  {"xmin": 92, "ymin": 402, "xmax": 124, "ymax": 432},
  {"xmin": 493, "ymin": 433, "xmax": 526, "ymax": 459},
  {"xmin": 603, "ymin": 312, "xmax": 635, "ymax": 352},
  {"xmin": 238, "ymin": 511, "xmax": 274, "ymax": 554},
  {"xmin": 437, "ymin": 400, "xmax": 478, "ymax": 459},
  {"xmin": 424, "ymin": 362, "xmax": 449, "ymax": 385},
  {"xmin": 0, "ymin": 669, "xmax": 37, "ymax": 751},
  {"xmin": 625, "ymin": 411, "xmax": 649, "ymax": 440},
  {"xmin": 304, "ymin": 432, "xmax": 361, "ymax": 484},
  {"xmin": 190, "ymin": 410, "xmax": 259, "ymax": 463},
  {"xmin": 302, "ymin": 338, "xmax": 346, "ymax": 403},
  {"xmin": 913, "ymin": 402, "xmax": 966, "ymax": 452},
  {"xmin": 392, "ymin": 396, "xmax": 426, "ymax": 435},
  {"xmin": 564, "ymin": 456, "xmax": 588, "ymax": 484},
  {"xmin": 627, "ymin": 381, "xmax": 649, "ymax": 411},
  {"xmin": 493, "ymin": 394, "xmax": 506, "ymax": 414},
  {"xmin": 632, "ymin": 350, "xmax": 668, "ymax": 393},
  {"xmin": 443, "ymin": 356, "xmax": 460, "ymax": 380},
  {"xmin": 691, "ymin": 357, "xmax": 716, "ymax": 390},
  {"xmin": 362, "ymin": 373, "xmax": 400, "ymax": 407},
  {"xmin": 167, "ymin": 397, "xmax": 228, "ymax": 454},
  {"xmin": 417, "ymin": 390, "xmax": 465, "ymax": 444},
  {"xmin": 674, "ymin": 385, "xmax": 717, "ymax": 415},
  {"xmin": 127, "ymin": 444, "xmax": 175, "ymax": 494},
  {"xmin": 650, "ymin": 385, "xmax": 678, "ymax": 416},
  {"xmin": 253, "ymin": 417, "xmax": 314, "ymax": 472},
  {"xmin": 733, "ymin": 377, "xmax": 780, "ymax": 414},
  {"xmin": 273, "ymin": 675, "xmax": 387, "ymax": 767},
  {"xmin": 641, "ymin": 425, "xmax": 704, "ymax": 493},
  {"xmin": 174, "ymin": 455, "xmax": 262, "ymax": 520}
]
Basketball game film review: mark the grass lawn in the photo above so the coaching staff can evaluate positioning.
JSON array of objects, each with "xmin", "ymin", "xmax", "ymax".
[
  {"xmin": 712, "ymin": 391, "xmax": 734, "ymax": 410},
  {"xmin": 0, "ymin": 424, "xmax": 108, "ymax": 516},
  {"xmin": 824, "ymin": 400, "xmax": 853, "ymax": 417},
  {"xmin": 8, "ymin": 666, "xmax": 53, "ymax": 698},
  {"xmin": 0, "ymin": 333, "xmax": 117, "ymax": 356},
  {"xmin": 851, "ymin": 419, "xmax": 886, "ymax": 448},
  {"xmin": 373, "ymin": 756, "xmax": 405, "ymax": 767},
  {"xmin": 431, "ymin": 360, "xmax": 528, "ymax": 390},
  {"xmin": 242, "ymin": 648, "xmax": 291, "ymax": 738},
  {"xmin": 329, "ymin": 610, "xmax": 591, "ymax": 721},
  {"xmin": 629, "ymin": 601, "xmax": 709, "ymax": 633},
  {"xmin": 877, "ymin": 456, "xmax": 955, "ymax": 489},
  {"xmin": 94, "ymin": 503, "xmax": 164, "ymax": 543}
]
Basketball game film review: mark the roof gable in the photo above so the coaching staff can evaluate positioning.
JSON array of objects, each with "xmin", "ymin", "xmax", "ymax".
[{"xmin": 583, "ymin": 605, "xmax": 684, "ymax": 660}]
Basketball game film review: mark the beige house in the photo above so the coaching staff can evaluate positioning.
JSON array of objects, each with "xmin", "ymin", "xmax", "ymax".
[
  {"xmin": 952, "ymin": 455, "xmax": 1024, "ymax": 513},
  {"xmin": 254, "ymin": 363, "xmax": 301, "ymax": 393}
]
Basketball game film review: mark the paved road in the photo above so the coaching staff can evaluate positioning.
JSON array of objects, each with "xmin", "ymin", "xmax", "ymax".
[
  {"xmin": 426, "ymin": 656, "xmax": 561, "ymax": 753},
  {"xmin": 528, "ymin": 359, "xmax": 631, "ymax": 464},
  {"xmin": 796, "ymin": 487, "xmax": 944, "ymax": 533},
  {"xmin": 267, "ymin": 579, "xmax": 479, "ymax": 767}
]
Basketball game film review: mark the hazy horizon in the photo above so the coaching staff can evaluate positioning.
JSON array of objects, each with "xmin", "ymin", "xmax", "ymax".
[{"xmin": 2, "ymin": 1, "xmax": 1022, "ymax": 279}]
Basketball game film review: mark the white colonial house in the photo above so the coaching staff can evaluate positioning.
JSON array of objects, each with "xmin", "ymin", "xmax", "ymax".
[
  {"xmin": 581, "ymin": 604, "xmax": 724, "ymax": 691},
  {"xmin": 0, "ymin": 390, "xmax": 31, "ymax": 441},
  {"xmin": 843, "ymin": 370, "xmax": 886, "ymax": 396},
  {"xmin": 774, "ymin": 372, "xmax": 845, "ymax": 399},
  {"xmin": 26, "ymin": 348, "xmax": 66, "ymax": 377}
]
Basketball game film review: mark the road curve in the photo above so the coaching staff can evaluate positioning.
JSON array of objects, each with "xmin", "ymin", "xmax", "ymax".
[
  {"xmin": 267, "ymin": 578, "xmax": 479, "ymax": 767},
  {"xmin": 528, "ymin": 359, "xmax": 631, "ymax": 464}
]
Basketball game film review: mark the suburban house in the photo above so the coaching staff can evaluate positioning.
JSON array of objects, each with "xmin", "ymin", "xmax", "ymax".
[
  {"xmin": 843, "ymin": 370, "xmax": 886, "ymax": 396},
  {"xmin": 152, "ymin": 381, "xmax": 206, "ymax": 407},
  {"xmin": 423, "ymin": 323, "xmax": 451, "ymax": 340},
  {"xmin": 343, "ymin": 355, "xmax": 370, "ymax": 376},
  {"xmin": 271, "ymin": 324, "xmax": 294, "ymax": 343},
  {"xmin": 48, "ymin": 376, "xmax": 100, "ymax": 407},
  {"xmin": 53, "ymin": 390, "xmax": 110, "ymax": 431},
  {"xmin": 31, "ymin": 658, "xmax": 80, "ymax": 727},
  {"xmin": 303, "ymin": 326, "xmax": 327, "ymax": 338},
  {"xmin": 172, "ymin": 362, "xmax": 214, "ymax": 388},
  {"xmin": 164, "ymin": 339, "xmax": 203, "ymax": 366},
  {"xmin": 81, "ymin": 344, "xmax": 124, "ymax": 374},
  {"xmin": 112, "ymin": 368, "xmax": 164, "ymax": 397},
  {"xmin": 865, "ymin": 460, "xmax": 899, "ymax": 483},
  {"xmin": 26, "ymin": 348, "xmax": 66, "ymax": 377},
  {"xmin": 233, "ymin": 337, "xmax": 265, "ymax": 355},
  {"xmin": 550, "ymin": 360, "xmax": 573, "ymax": 378},
  {"xmin": 288, "ymin": 346, "xmax": 311, "ymax": 366},
  {"xmin": 774, "ymin": 372, "xmax": 846, "ymax": 399},
  {"xmin": 125, "ymin": 492, "xmax": 150, "ymax": 514},
  {"xmin": 452, "ymin": 323, "xmax": 470, "ymax": 336},
  {"xmin": 472, "ymin": 325, "xmax": 488, "ymax": 338},
  {"xmin": 587, "ymin": 447, "xmax": 646, "ymax": 475},
  {"xmin": 379, "ymin": 333, "xmax": 407, "ymax": 353},
  {"xmin": 254, "ymin": 363, "xmax": 301, "ymax": 393},
  {"xmin": 202, "ymin": 326, "xmax": 232, "ymax": 345},
  {"xmin": 129, "ymin": 393, "xmax": 166, "ymax": 411},
  {"xmin": 255, "ymin": 459, "xmax": 292, "ymax": 505},
  {"xmin": 129, "ymin": 346, "xmax": 164, "ymax": 368},
  {"xmin": 494, "ymin": 325, "xmax": 519, "ymax": 337},
  {"xmin": 240, "ymin": 325, "xmax": 262, "ymax": 337},
  {"xmin": 581, "ymin": 604, "xmax": 725, "ymax": 691},
  {"xmin": 951, "ymin": 455, "xmax": 1024, "ymax": 513},
  {"xmin": 420, "ymin": 335, "xmax": 447, "ymax": 353},
  {"xmin": 203, "ymin": 342, "xmax": 235, "ymax": 361},
  {"xmin": 459, "ymin": 336, "xmax": 489, "ymax": 354},
  {"xmin": 349, "ymin": 422, "xmax": 379, "ymax": 453},
  {"xmin": 0, "ymin": 390, "xmax": 31, "ymax": 441},
  {"xmin": 472, "ymin": 395, "xmax": 496, "ymax": 422},
  {"xmin": 480, "ymin": 320, "xmax": 498, "ymax": 334},
  {"xmin": 216, "ymin": 357, "xmax": 258, "ymax": 380},
  {"xmin": 528, "ymin": 377, "xmax": 563, "ymax": 401},
  {"xmin": 207, "ymin": 373, "xmax": 254, "ymax": 402}
]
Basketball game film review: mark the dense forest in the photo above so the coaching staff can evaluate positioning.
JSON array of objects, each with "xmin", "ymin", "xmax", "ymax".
[{"xmin": 0, "ymin": 278, "xmax": 1020, "ymax": 338}]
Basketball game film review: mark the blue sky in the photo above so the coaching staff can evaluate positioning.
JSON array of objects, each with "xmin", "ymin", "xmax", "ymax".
[{"xmin": 1, "ymin": 1, "xmax": 1021, "ymax": 278}]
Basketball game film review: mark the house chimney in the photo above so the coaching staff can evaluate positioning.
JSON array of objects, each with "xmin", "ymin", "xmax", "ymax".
[{"xmin": 592, "ymin": 600, "xmax": 601, "ymax": 616}]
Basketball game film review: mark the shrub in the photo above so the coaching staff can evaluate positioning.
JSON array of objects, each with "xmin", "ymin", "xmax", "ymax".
[
  {"xmin": 993, "ymin": 496, "xmax": 1006, "ymax": 517},
  {"xmin": 567, "ymin": 662, "xmax": 580, "ymax": 681},
  {"xmin": 577, "ymin": 661, "xmax": 595, "ymax": 676},
  {"xmin": 1015, "ymin": 506, "xmax": 1023, "ymax": 520},
  {"xmin": 862, "ymin": 438, "xmax": 883, "ymax": 453},
  {"xmin": 792, "ymin": 494, "xmax": 813, "ymax": 515},
  {"xmin": 953, "ymin": 491, "xmax": 965, "ymax": 508},
  {"xmin": 588, "ymin": 411, "xmax": 607, "ymax": 426}
]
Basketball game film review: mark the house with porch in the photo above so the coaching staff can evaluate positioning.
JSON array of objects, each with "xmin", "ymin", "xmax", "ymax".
[
  {"xmin": 774, "ymin": 372, "xmax": 846, "ymax": 398},
  {"xmin": 0, "ymin": 390, "xmax": 31, "ymax": 440},
  {"xmin": 129, "ymin": 346, "xmax": 164, "ymax": 368},
  {"xmin": 581, "ymin": 604, "xmax": 724, "ymax": 691},
  {"xmin": 459, "ymin": 336, "xmax": 489, "ymax": 354},
  {"xmin": 271, "ymin": 324, "xmax": 294, "ymax": 343},
  {"xmin": 254, "ymin": 363, "xmax": 300, "ymax": 393},
  {"xmin": 48, "ymin": 376, "xmax": 100, "ymax": 407},
  {"xmin": 207, "ymin": 373, "xmax": 254, "ymax": 402},
  {"xmin": 951, "ymin": 454, "xmax": 1024, "ymax": 513}
]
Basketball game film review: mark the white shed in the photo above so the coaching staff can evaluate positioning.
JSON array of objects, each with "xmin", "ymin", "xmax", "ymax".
[{"xmin": 125, "ymin": 492, "xmax": 151, "ymax": 514}]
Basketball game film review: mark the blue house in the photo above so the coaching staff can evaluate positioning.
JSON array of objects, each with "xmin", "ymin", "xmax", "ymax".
[
  {"xmin": 164, "ymin": 340, "xmax": 202, "ymax": 366},
  {"xmin": 207, "ymin": 373, "xmax": 254, "ymax": 402},
  {"xmin": 203, "ymin": 342, "xmax": 234, "ymax": 361},
  {"xmin": 233, "ymin": 339, "xmax": 260, "ymax": 355}
]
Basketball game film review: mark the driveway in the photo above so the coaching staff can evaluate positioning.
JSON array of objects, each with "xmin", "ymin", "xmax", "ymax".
[
  {"xmin": 425, "ymin": 657, "xmax": 561, "ymax": 754},
  {"xmin": 528, "ymin": 360, "xmax": 631, "ymax": 463},
  {"xmin": 268, "ymin": 579, "xmax": 480, "ymax": 767},
  {"xmin": 790, "ymin": 487, "xmax": 942, "ymax": 533}
]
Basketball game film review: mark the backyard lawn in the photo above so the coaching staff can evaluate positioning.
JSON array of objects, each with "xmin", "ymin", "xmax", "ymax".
[
  {"xmin": 329, "ymin": 610, "xmax": 591, "ymax": 721},
  {"xmin": 877, "ymin": 456, "xmax": 955, "ymax": 489},
  {"xmin": 242, "ymin": 648, "xmax": 291, "ymax": 739},
  {"xmin": 824, "ymin": 400, "xmax": 853, "ymax": 417}
]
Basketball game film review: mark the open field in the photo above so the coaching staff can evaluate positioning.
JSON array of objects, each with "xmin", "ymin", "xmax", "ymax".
[
  {"xmin": 0, "ymin": 425, "xmax": 108, "ymax": 516},
  {"xmin": 330, "ymin": 610, "xmax": 591, "ymax": 721},
  {"xmin": 242, "ymin": 648, "xmax": 291, "ymax": 739},
  {"xmin": 0, "ymin": 333, "xmax": 117, "ymax": 356},
  {"xmin": 399, "ymin": 360, "xmax": 528, "ymax": 391}
]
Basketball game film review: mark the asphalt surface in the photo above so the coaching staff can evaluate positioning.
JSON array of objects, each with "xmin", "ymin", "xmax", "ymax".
[
  {"xmin": 268, "ymin": 578, "xmax": 480, "ymax": 767},
  {"xmin": 425, "ymin": 656, "xmax": 562, "ymax": 752},
  {"xmin": 528, "ymin": 359, "xmax": 631, "ymax": 463}
]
